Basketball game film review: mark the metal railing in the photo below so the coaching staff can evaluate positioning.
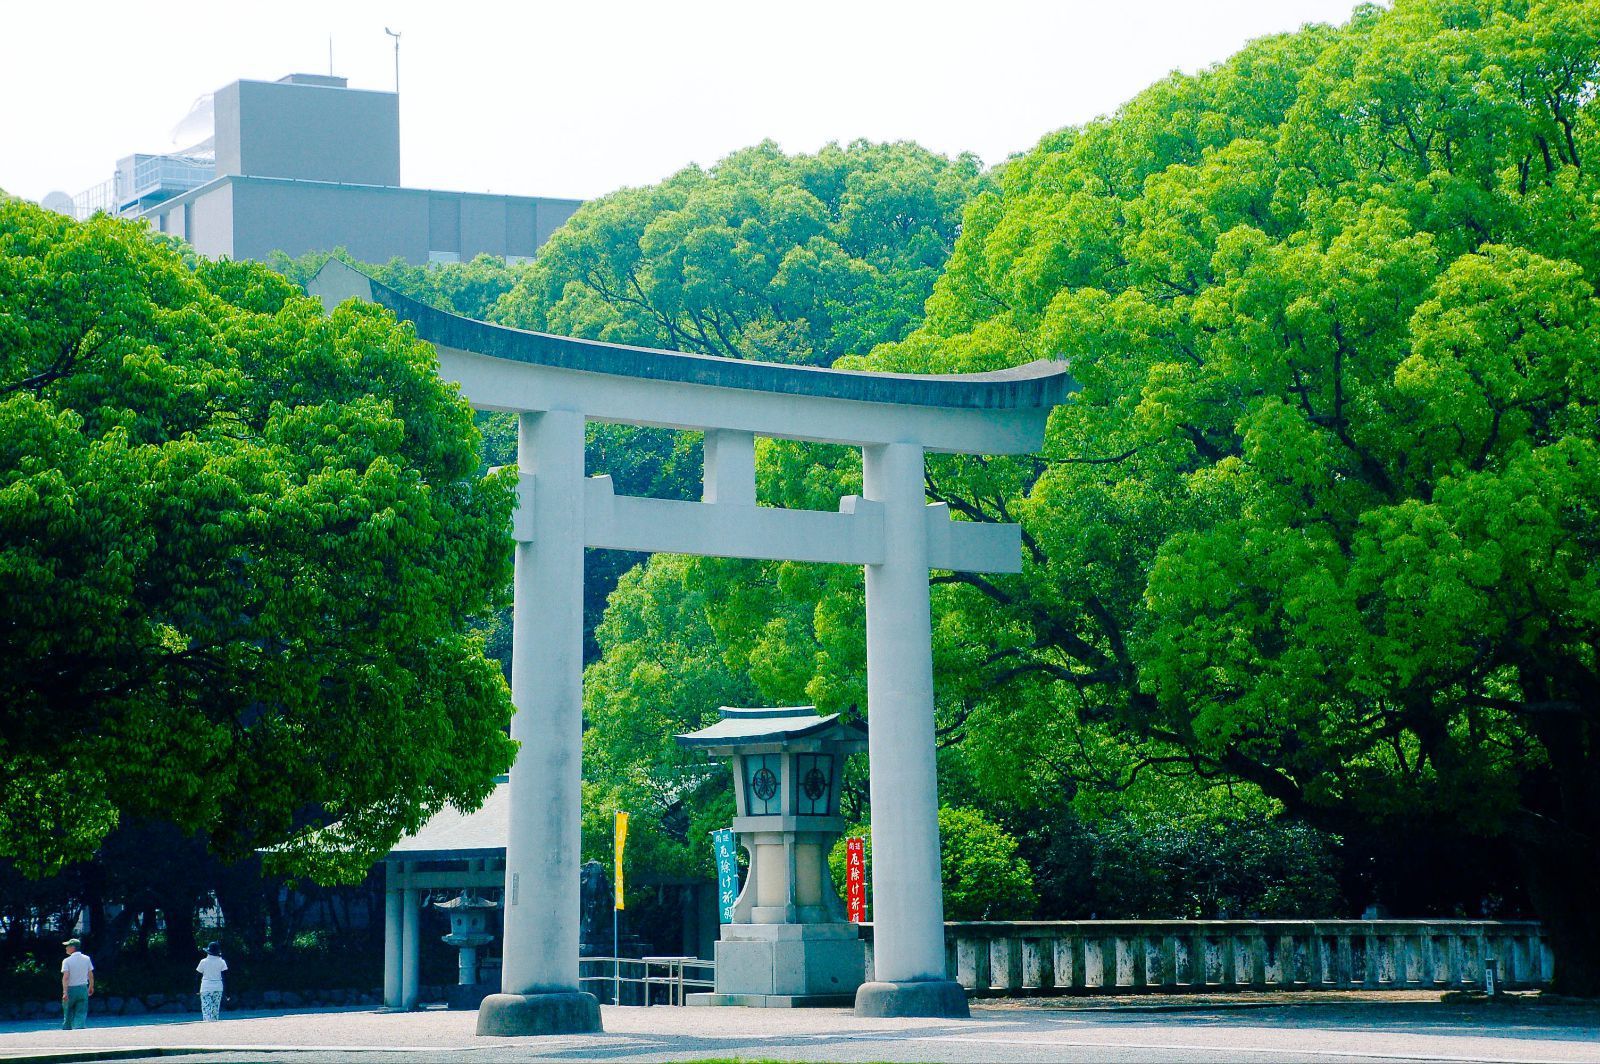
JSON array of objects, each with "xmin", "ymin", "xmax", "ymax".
[
  {"xmin": 578, "ymin": 955, "xmax": 714, "ymax": 1005},
  {"xmin": 72, "ymin": 179, "xmax": 115, "ymax": 219},
  {"xmin": 123, "ymin": 154, "xmax": 214, "ymax": 205}
]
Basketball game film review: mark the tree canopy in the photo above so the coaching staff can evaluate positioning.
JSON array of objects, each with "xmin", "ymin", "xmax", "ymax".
[
  {"xmin": 0, "ymin": 200, "xmax": 518, "ymax": 881},
  {"xmin": 843, "ymin": 0, "xmax": 1600, "ymax": 990},
  {"xmin": 493, "ymin": 140, "xmax": 986, "ymax": 367},
  {"xmin": 266, "ymin": 249, "xmax": 528, "ymax": 325},
  {"xmin": 578, "ymin": 0, "xmax": 1600, "ymax": 990}
]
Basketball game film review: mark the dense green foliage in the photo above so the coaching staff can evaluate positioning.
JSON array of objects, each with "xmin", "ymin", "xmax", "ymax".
[
  {"xmin": 266, "ymin": 249, "xmax": 527, "ymax": 323},
  {"xmin": 0, "ymin": 201, "xmax": 517, "ymax": 880},
  {"xmin": 493, "ymin": 140, "xmax": 986, "ymax": 367},
  {"xmin": 848, "ymin": 0, "xmax": 1600, "ymax": 989},
  {"xmin": 578, "ymin": 0, "xmax": 1600, "ymax": 989},
  {"xmin": 827, "ymin": 807, "xmax": 1037, "ymax": 922},
  {"xmin": 1030, "ymin": 811, "xmax": 1342, "ymax": 920},
  {"xmin": 489, "ymin": 142, "xmax": 990, "ymax": 665}
]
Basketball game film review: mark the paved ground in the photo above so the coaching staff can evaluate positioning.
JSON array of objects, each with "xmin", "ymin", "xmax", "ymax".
[{"xmin": 1, "ymin": 996, "xmax": 1597, "ymax": 1063}]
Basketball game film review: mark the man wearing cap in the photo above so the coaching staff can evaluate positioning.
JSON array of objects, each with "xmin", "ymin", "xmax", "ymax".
[{"xmin": 60, "ymin": 938, "xmax": 94, "ymax": 1030}]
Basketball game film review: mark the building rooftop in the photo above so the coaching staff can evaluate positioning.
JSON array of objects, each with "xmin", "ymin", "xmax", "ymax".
[{"xmin": 386, "ymin": 781, "xmax": 509, "ymax": 861}]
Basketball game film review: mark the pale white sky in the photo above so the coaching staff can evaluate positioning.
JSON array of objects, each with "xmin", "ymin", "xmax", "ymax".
[{"xmin": 2, "ymin": 0, "xmax": 1367, "ymax": 205}]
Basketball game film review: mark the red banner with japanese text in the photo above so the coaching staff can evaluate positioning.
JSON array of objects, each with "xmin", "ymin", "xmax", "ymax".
[{"xmin": 846, "ymin": 836, "xmax": 866, "ymax": 923}]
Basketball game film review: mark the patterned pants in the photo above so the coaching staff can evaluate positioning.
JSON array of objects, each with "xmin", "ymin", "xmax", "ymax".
[{"xmin": 200, "ymin": 990, "xmax": 222, "ymax": 1021}]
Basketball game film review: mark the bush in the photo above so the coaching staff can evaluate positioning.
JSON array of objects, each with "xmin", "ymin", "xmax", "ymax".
[
  {"xmin": 1025, "ymin": 811, "xmax": 1342, "ymax": 919},
  {"xmin": 830, "ymin": 805, "xmax": 1038, "ymax": 921}
]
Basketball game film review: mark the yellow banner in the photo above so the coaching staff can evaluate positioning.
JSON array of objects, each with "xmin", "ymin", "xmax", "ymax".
[{"xmin": 614, "ymin": 811, "xmax": 629, "ymax": 910}]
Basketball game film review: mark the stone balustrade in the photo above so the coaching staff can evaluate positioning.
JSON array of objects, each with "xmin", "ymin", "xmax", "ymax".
[{"xmin": 858, "ymin": 920, "xmax": 1551, "ymax": 995}]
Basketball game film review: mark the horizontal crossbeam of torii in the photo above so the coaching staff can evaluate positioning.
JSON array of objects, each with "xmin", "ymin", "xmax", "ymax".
[{"xmin": 310, "ymin": 260, "xmax": 1075, "ymax": 1031}]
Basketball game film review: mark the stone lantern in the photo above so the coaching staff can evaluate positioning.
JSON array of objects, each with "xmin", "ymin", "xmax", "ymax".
[
  {"xmin": 437, "ymin": 891, "xmax": 498, "ymax": 1007},
  {"xmin": 677, "ymin": 706, "xmax": 867, "ymax": 1006}
]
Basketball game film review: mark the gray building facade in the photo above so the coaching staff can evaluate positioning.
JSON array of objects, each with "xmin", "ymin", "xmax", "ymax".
[{"xmin": 77, "ymin": 73, "xmax": 580, "ymax": 265}]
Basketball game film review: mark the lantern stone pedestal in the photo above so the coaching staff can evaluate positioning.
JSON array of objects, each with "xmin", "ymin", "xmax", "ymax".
[
  {"xmin": 700, "ymin": 923, "xmax": 864, "ymax": 1007},
  {"xmin": 677, "ymin": 706, "xmax": 868, "ymax": 1009}
]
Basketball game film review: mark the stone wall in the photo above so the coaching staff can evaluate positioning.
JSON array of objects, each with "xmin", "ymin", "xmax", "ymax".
[{"xmin": 860, "ymin": 920, "xmax": 1552, "ymax": 996}]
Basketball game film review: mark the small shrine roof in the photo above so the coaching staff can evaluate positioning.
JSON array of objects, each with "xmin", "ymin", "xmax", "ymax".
[{"xmin": 385, "ymin": 779, "xmax": 508, "ymax": 861}]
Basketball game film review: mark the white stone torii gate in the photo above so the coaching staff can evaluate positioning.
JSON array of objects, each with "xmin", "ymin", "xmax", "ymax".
[{"xmin": 310, "ymin": 260, "xmax": 1073, "ymax": 1032}]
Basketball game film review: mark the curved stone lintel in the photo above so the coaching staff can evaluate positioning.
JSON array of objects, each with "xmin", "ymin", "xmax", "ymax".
[{"xmin": 309, "ymin": 258, "xmax": 1076, "ymax": 412}]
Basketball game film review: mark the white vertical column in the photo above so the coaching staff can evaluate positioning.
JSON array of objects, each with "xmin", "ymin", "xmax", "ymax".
[
  {"xmin": 383, "ymin": 863, "xmax": 402, "ymax": 1008},
  {"xmin": 861, "ymin": 441, "xmax": 947, "ymax": 983},
  {"xmin": 703, "ymin": 429, "xmax": 756, "ymax": 505},
  {"xmin": 401, "ymin": 877, "xmax": 420, "ymax": 1010},
  {"xmin": 501, "ymin": 408, "xmax": 586, "ymax": 995}
]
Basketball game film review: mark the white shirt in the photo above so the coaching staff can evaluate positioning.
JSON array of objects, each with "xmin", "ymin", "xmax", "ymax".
[
  {"xmin": 196, "ymin": 955, "xmax": 228, "ymax": 991},
  {"xmin": 61, "ymin": 952, "xmax": 93, "ymax": 987}
]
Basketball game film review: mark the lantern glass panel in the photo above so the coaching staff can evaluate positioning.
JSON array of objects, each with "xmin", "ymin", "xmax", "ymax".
[
  {"xmin": 794, "ymin": 753, "xmax": 835, "ymax": 816},
  {"xmin": 743, "ymin": 753, "xmax": 783, "ymax": 816}
]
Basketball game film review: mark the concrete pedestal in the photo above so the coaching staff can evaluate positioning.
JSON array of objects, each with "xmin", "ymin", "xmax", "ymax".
[
  {"xmin": 854, "ymin": 979, "xmax": 969, "ymax": 1018},
  {"xmin": 690, "ymin": 923, "xmax": 864, "ymax": 1008},
  {"xmin": 475, "ymin": 991, "xmax": 601, "ymax": 1036}
]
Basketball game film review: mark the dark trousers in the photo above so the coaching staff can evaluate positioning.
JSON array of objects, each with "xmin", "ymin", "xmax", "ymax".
[{"xmin": 62, "ymin": 985, "xmax": 88, "ymax": 1029}]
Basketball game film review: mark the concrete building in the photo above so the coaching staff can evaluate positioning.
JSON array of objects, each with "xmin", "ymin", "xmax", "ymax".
[{"xmin": 69, "ymin": 74, "xmax": 580, "ymax": 265}]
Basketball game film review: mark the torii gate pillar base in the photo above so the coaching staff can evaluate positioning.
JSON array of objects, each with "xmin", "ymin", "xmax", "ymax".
[
  {"xmin": 854, "ymin": 980, "xmax": 969, "ymax": 1019},
  {"xmin": 475, "ymin": 992, "xmax": 601, "ymax": 1036}
]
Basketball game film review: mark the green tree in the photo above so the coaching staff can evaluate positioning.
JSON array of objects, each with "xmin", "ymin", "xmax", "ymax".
[
  {"xmin": 573, "ymin": 0, "xmax": 1600, "ymax": 990},
  {"xmin": 497, "ymin": 142, "xmax": 986, "ymax": 670},
  {"xmin": 266, "ymin": 248, "xmax": 527, "ymax": 322},
  {"xmin": 829, "ymin": 806, "xmax": 1038, "ymax": 921},
  {"xmin": 492, "ymin": 140, "xmax": 986, "ymax": 367},
  {"xmin": 0, "ymin": 200, "xmax": 517, "ymax": 881},
  {"xmin": 839, "ymin": 0, "xmax": 1600, "ymax": 991}
]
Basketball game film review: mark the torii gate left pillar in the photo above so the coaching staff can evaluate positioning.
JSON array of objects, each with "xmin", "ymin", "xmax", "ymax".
[{"xmin": 308, "ymin": 260, "xmax": 1072, "ymax": 1033}]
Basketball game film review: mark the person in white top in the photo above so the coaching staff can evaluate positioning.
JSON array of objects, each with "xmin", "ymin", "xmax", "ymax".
[
  {"xmin": 60, "ymin": 938, "xmax": 94, "ymax": 1030},
  {"xmin": 196, "ymin": 941, "xmax": 229, "ymax": 1021}
]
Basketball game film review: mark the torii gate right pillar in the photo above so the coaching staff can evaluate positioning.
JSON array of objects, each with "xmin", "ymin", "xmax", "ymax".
[{"xmin": 854, "ymin": 442, "xmax": 968, "ymax": 1018}]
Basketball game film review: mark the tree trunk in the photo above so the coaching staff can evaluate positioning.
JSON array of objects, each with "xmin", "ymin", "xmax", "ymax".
[
  {"xmin": 1512, "ymin": 681, "xmax": 1600, "ymax": 997},
  {"xmin": 157, "ymin": 889, "xmax": 199, "ymax": 960},
  {"xmin": 1517, "ymin": 825, "xmax": 1600, "ymax": 996},
  {"xmin": 211, "ymin": 861, "xmax": 271, "ymax": 954}
]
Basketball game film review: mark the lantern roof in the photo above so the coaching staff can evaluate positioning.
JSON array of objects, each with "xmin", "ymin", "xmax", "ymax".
[
  {"xmin": 676, "ymin": 706, "xmax": 866, "ymax": 752},
  {"xmin": 433, "ymin": 892, "xmax": 500, "ymax": 911}
]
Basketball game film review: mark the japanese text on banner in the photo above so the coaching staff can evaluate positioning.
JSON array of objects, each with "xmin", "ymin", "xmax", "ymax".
[
  {"xmin": 711, "ymin": 828, "xmax": 740, "ymax": 923},
  {"xmin": 846, "ymin": 836, "xmax": 866, "ymax": 923}
]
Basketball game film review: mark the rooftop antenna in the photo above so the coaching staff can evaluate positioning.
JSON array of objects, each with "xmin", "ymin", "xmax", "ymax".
[
  {"xmin": 384, "ymin": 27, "xmax": 401, "ymax": 94},
  {"xmin": 328, "ymin": 35, "xmax": 334, "ymax": 77}
]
